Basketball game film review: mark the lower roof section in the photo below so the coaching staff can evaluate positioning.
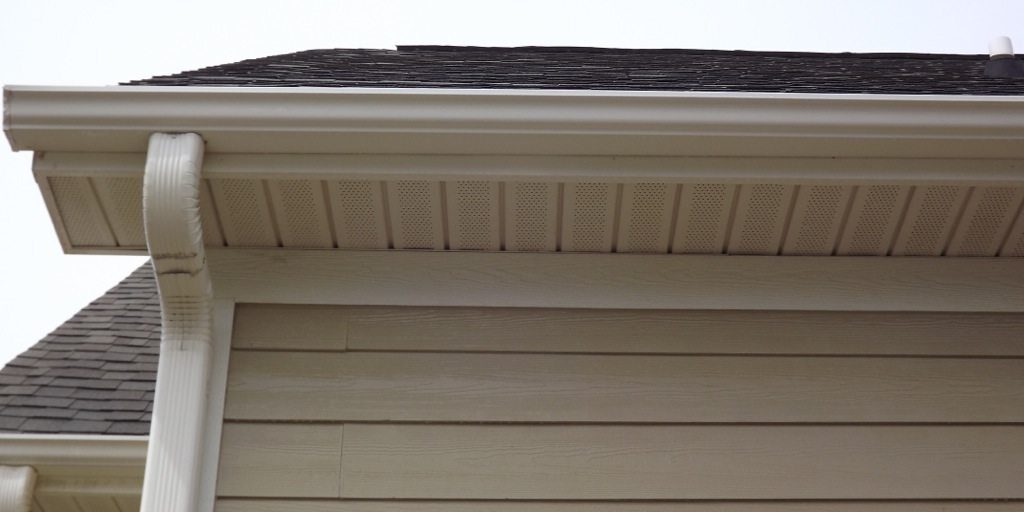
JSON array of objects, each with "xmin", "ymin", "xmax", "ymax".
[{"xmin": 0, "ymin": 264, "xmax": 157, "ymax": 435}]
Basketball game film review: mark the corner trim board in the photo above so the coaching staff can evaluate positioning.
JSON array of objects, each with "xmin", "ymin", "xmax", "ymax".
[{"xmin": 197, "ymin": 298, "xmax": 236, "ymax": 512}]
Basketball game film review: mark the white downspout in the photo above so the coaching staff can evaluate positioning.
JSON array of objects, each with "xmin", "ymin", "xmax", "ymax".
[
  {"xmin": 139, "ymin": 133, "xmax": 212, "ymax": 512},
  {"xmin": 0, "ymin": 466, "xmax": 35, "ymax": 512}
]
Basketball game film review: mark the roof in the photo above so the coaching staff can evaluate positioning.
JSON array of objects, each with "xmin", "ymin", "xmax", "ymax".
[
  {"xmin": 125, "ymin": 46, "xmax": 1024, "ymax": 95},
  {"xmin": 0, "ymin": 264, "xmax": 158, "ymax": 435},
  {"xmin": 6, "ymin": 46, "xmax": 1024, "ymax": 437}
]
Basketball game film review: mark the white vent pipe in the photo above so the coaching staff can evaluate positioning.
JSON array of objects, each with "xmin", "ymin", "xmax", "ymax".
[{"xmin": 989, "ymin": 36, "xmax": 1014, "ymax": 59}]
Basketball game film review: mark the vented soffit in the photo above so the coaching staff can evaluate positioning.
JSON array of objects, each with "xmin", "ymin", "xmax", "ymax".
[{"xmin": 6, "ymin": 86, "xmax": 1024, "ymax": 257}]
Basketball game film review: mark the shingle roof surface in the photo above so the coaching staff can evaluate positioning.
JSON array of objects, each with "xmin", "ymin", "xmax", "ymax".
[
  {"xmin": 0, "ymin": 264, "xmax": 158, "ymax": 435},
  {"xmin": 125, "ymin": 46, "xmax": 1024, "ymax": 95}
]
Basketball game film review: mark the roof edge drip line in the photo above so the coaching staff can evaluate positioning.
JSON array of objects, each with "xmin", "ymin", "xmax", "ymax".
[{"xmin": 6, "ymin": 86, "xmax": 1024, "ymax": 158}]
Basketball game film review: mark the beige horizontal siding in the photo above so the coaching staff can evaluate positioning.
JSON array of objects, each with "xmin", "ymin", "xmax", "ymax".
[
  {"xmin": 341, "ymin": 424, "xmax": 1024, "ymax": 500},
  {"xmin": 217, "ymin": 500, "xmax": 1024, "ymax": 512},
  {"xmin": 217, "ymin": 424, "xmax": 343, "ymax": 498},
  {"xmin": 225, "ymin": 351, "xmax": 1024, "ymax": 423},
  {"xmin": 233, "ymin": 305, "xmax": 349, "ymax": 351},
  {"xmin": 219, "ymin": 304, "xmax": 1024, "ymax": 504},
  {"xmin": 232, "ymin": 304, "xmax": 1024, "ymax": 355},
  {"xmin": 217, "ymin": 423, "xmax": 1024, "ymax": 499}
]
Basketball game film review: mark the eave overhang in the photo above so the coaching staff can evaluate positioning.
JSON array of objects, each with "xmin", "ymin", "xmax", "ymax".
[{"xmin": 5, "ymin": 85, "xmax": 1024, "ymax": 256}]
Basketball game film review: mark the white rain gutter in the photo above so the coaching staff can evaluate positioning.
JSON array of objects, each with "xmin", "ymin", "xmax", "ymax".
[
  {"xmin": 0, "ymin": 433, "xmax": 147, "ymax": 467},
  {"xmin": 7, "ymin": 86, "xmax": 1024, "ymax": 158},
  {"xmin": 0, "ymin": 434, "xmax": 147, "ymax": 505}
]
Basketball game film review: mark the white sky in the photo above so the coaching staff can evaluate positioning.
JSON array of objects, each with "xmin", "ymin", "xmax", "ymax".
[{"xmin": 2, "ymin": 0, "xmax": 1023, "ymax": 366}]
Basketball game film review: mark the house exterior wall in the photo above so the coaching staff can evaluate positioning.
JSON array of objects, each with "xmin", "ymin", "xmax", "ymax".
[{"xmin": 213, "ymin": 303, "xmax": 1024, "ymax": 510}]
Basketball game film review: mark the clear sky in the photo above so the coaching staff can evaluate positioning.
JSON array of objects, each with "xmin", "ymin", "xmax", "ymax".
[{"xmin": 2, "ymin": 0, "xmax": 1023, "ymax": 366}]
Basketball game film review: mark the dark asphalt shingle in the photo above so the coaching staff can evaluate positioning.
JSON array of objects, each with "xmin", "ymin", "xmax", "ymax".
[
  {"xmin": 0, "ymin": 264, "xmax": 159, "ymax": 435},
  {"xmin": 125, "ymin": 46, "xmax": 1024, "ymax": 95}
]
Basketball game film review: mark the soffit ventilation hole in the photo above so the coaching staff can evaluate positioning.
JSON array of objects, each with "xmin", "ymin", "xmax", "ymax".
[
  {"xmin": 792, "ymin": 185, "xmax": 845, "ymax": 255},
  {"xmin": 734, "ymin": 184, "xmax": 786, "ymax": 254},
  {"xmin": 48, "ymin": 177, "xmax": 112, "ymax": 246},
  {"xmin": 510, "ymin": 182, "xmax": 553, "ymax": 252},
  {"xmin": 335, "ymin": 181, "xmax": 382, "ymax": 249},
  {"xmin": 1009, "ymin": 227, "xmax": 1024, "ymax": 256},
  {"xmin": 625, "ymin": 183, "xmax": 669, "ymax": 253},
  {"xmin": 904, "ymin": 185, "xmax": 962, "ymax": 256},
  {"xmin": 217, "ymin": 179, "xmax": 272, "ymax": 246},
  {"xmin": 679, "ymin": 183, "xmax": 728, "ymax": 254},
  {"xmin": 394, "ymin": 180, "xmax": 437, "ymax": 249},
  {"xmin": 453, "ymin": 181, "xmax": 493, "ymax": 250},
  {"xmin": 571, "ymin": 182, "xmax": 612, "ymax": 252},
  {"xmin": 956, "ymin": 187, "xmax": 1018, "ymax": 256},
  {"xmin": 846, "ymin": 185, "xmax": 902, "ymax": 256},
  {"xmin": 94, "ymin": 177, "xmax": 145, "ymax": 246},
  {"xmin": 276, "ymin": 180, "xmax": 326, "ymax": 247}
]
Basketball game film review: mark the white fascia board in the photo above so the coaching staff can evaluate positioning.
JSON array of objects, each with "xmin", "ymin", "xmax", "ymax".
[
  {"xmin": 0, "ymin": 434, "xmax": 146, "ymax": 499},
  {"xmin": 7, "ymin": 86, "xmax": 1024, "ymax": 158},
  {"xmin": 33, "ymin": 152, "xmax": 1024, "ymax": 185},
  {"xmin": 0, "ymin": 434, "xmax": 147, "ymax": 468}
]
